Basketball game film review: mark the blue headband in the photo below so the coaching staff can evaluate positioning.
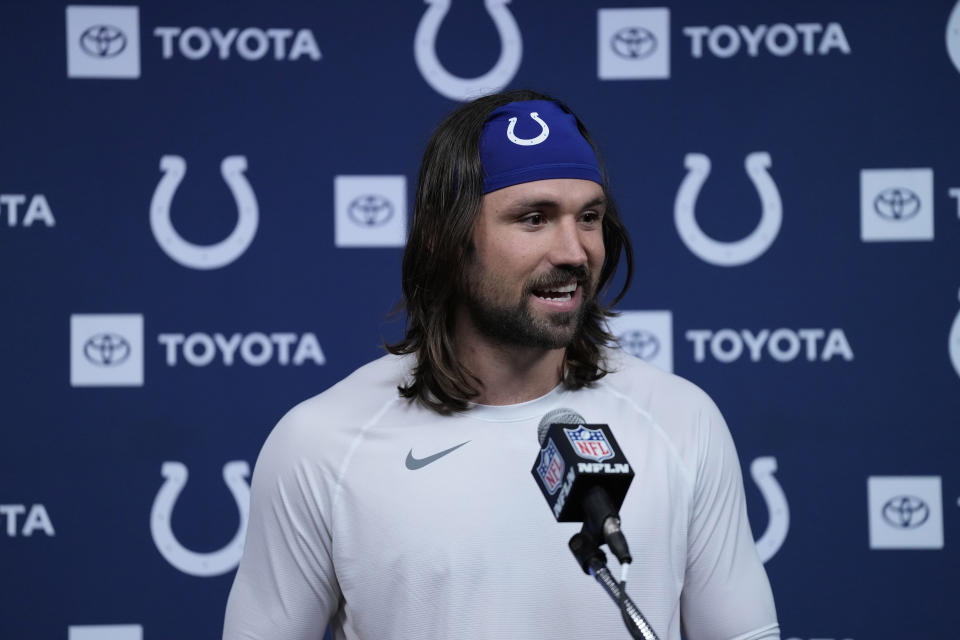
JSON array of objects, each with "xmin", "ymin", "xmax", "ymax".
[{"xmin": 479, "ymin": 100, "xmax": 603, "ymax": 194}]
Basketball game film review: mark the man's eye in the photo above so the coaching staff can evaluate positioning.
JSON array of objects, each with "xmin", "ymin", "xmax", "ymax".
[
  {"xmin": 523, "ymin": 213, "xmax": 546, "ymax": 226},
  {"xmin": 581, "ymin": 211, "xmax": 603, "ymax": 224}
]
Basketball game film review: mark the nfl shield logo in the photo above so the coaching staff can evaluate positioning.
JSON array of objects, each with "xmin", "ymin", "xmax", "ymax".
[
  {"xmin": 564, "ymin": 425, "xmax": 615, "ymax": 462},
  {"xmin": 536, "ymin": 439, "xmax": 565, "ymax": 494}
]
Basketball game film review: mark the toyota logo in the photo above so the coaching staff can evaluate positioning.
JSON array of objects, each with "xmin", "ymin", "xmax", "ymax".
[
  {"xmin": 79, "ymin": 24, "xmax": 128, "ymax": 58},
  {"xmin": 881, "ymin": 495, "xmax": 930, "ymax": 529},
  {"xmin": 347, "ymin": 195, "xmax": 394, "ymax": 227},
  {"xmin": 83, "ymin": 333, "xmax": 132, "ymax": 366},
  {"xmin": 873, "ymin": 187, "xmax": 921, "ymax": 221},
  {"xmin": 619, "ymin": 329, "xmax": 660, "ymax": 361},
  {"xmin": 611, "ymin": 27, "xmax": 657, "ymax": 60}
]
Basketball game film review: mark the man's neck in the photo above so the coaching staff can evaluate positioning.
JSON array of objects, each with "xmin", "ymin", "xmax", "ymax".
[{"xmin": 453, "ymin": 309, "xmax": 566, "ymax": 406}]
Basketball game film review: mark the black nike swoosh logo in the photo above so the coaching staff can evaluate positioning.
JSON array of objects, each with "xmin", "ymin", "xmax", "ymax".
[{"xmin": 405, "ymin": 441, "xmax": 471, "ymax": 470}]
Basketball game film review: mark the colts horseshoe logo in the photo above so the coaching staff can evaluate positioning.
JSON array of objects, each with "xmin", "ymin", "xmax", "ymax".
[
  {"xmin": 674, "ymin": 152, "xmax": 782, "ymax": 267},
  {"xmin": 750, "ymin": 456, "xmax": 789, "ymax": 563},
  {"xmin": 949, "ymin": 287, "xmax": 960, "ymax": 380},
  {"xmin": 948, "ymin": 1, "xmax": 960, "ymax": 75},
  {"xmin": 507, "ymin": 112, "xmax": 549, "ymax": 146},
  {"xmin": 150, "ymin": 461, "xmax": 250, "ymax": 577},
  {"xmin": 150, "ymin": 155, "xmax": 259, "ymax": 270},
  {"xmin": 414, "ymin": 0, "xmax": 523, "ymax": 102}
]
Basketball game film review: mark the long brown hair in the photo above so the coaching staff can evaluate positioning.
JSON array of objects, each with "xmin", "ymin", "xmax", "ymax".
[{"xmin": 386, "ymin": 89, "xmax": 633, "ymax": 414}]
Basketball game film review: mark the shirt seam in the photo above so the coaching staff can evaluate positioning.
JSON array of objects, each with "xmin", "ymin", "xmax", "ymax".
[
  {"xmin": 596, "ymin": 380, "xmax": 697, "ymax": 493},
  {"xmin": 329, "ymin": 395, "xmax": 402, "ymax": 516}
]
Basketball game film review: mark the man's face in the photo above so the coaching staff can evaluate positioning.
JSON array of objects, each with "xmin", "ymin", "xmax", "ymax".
[{"xmin": 460, "ymin": 178, "xmax": 606, "ymax": 349}]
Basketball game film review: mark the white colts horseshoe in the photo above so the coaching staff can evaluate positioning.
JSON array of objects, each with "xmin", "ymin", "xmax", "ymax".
[
  {"xmin": 150, "ymin": 155, "xmax": 259, "ymax": 270},
  {"xmin": 674, "ymin": 152, "xmax": 782, "ymax": 267},
  {"xmin": 949, "ymin": 287, "xmax": 960, "ymax": 380},
  {"xmin": 150, "ymin": 461, "xmax": 250, "ymax": 577},
  {"xmin": 750, "ymin": 456, "xmax": 789, "ymax": 563},
  {"xmin": 506, "ymin": 112, "xmax": 549, "ymax": 146},
  {"xmin": 947, "ymin": 1, "xmax": 960, "ymax": 75},
  {"xmin": 414, "ymin": 0, "xmax": 523, "ymax": 101}
]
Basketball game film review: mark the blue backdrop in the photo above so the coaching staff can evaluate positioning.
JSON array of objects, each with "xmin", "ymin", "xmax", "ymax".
[{"xmin": 2, "ymin": 1, "xmax": 959, "ymax": 639}]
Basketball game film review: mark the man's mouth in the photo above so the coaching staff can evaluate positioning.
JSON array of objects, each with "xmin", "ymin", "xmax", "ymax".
[{"xmin": 532, "ymin": 282, "xmax": 578, "ymax": 301}]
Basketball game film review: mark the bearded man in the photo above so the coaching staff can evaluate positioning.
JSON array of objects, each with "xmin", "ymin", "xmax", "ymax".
[{"xmin": 223, "ymin": 90, "xmax": 780, "ymax": 640}]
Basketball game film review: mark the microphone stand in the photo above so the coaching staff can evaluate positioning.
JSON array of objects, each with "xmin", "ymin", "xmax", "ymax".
[{"xmin": 568, "ymin": 528, "xmax": 660, "ymax": 640}]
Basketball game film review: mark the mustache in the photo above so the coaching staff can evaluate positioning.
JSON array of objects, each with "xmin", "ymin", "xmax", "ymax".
[{"xmin": 527, "ymin": 265, "xmax": 590, "ymax": 291}]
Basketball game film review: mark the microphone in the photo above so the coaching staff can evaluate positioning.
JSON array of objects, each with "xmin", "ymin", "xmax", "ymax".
[{"xmin": 531, "ymin": 408, "xmax": 634, "ymax": 565}]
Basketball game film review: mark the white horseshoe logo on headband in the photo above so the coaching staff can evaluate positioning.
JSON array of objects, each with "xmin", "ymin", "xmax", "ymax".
[
  {"xmin": 414, "ymin": 0, "xmax": 523, "ymax": 102},
  {"xmin": 751, "ymin": 456, "xmax": 789, "ymax": 563},
  {"xmin": 506, "ymin": 112, "xmax": 550, "ymax": 146},
  {"xmin": 150, "ymin": 460, "xmax": 250, "ymax": 577},
  {"xmin": 674, "ymin": 152, "xmax": 782, "ymax": 267},
  {"xmin": 150, "ymin": 155, "xmax": 259, "ymax": 270}
]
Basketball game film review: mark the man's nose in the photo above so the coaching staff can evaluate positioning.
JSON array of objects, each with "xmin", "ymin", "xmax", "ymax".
[{"xmin": 548, "ymin": 218, "xmax": 589, "ymax": 266}]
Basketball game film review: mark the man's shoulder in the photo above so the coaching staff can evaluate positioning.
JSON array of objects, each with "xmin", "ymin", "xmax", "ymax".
[
  {"xmin": 601, "ymin": 345, "xmax": 715, "ymax": 411},
  {"xmin": 263, "ymin": 353, "xmax": 411, "ymax": 455},
  {"xmin": 316, "ymin": 352, "xmax": 410, "ymax": 402},
  {"xmin": 598, "ymin": 346, "xmax": 730, "ymax": 479}
]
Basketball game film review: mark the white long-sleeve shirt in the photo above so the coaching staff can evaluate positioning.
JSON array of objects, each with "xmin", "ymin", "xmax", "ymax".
[{"xmin": 224, "ymin": 349, "xmax": 779, "ymax": 640}]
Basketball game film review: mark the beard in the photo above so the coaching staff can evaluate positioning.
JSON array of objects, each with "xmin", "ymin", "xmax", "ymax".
[{"xmin": 462, "ymin": 263, "xmax": 595, "ymax": 350}]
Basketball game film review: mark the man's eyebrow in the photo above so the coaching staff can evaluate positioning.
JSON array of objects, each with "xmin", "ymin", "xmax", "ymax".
[{"xmin": 509, "ymin": 196, "xmax": 607, "ymax": 210}]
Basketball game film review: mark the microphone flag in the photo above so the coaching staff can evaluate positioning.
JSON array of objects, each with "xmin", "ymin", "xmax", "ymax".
[{"xmin": 532, "ymin": 422, "xmax": 635, "ymax": 522}]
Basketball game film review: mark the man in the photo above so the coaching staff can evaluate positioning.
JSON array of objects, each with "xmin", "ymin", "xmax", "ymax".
[{"xmin": 223, "ymin": 90, "xmax": 779, "ymax": 640}]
